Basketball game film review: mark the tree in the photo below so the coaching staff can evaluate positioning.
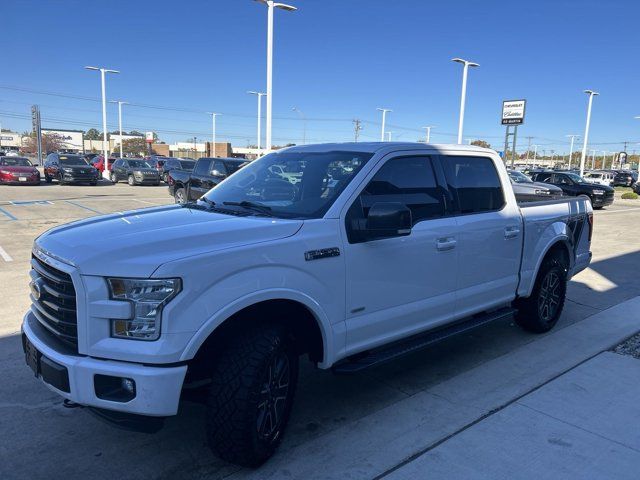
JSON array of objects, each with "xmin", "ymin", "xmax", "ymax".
[
  {"xmin": 117, "ymin": 138, "xmax": 148, "ymax": 157},
  {"xmin": 129, "ymin": 130, "xmax": 144, "ymax": 137},
  {"xmin": 21, "ymin": 133, "xmax": 65, "ymax": 154},
  {"xmin": 470, "ymin": 140, "xmax": 491, "ymax": 149},
  {"xmin": 85, "ymin": 128, "xmax": 101, "ymax": 140}
]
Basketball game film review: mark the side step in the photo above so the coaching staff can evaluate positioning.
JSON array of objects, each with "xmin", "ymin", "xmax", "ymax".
[{"xmin": 332, "ymin": 307, "xmax": 516, "ymax": 374}]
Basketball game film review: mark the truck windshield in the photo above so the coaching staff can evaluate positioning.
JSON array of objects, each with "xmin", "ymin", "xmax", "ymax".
[
  {"xmin": 202, "ymin": 150, "xmax": 373, "ymax": 219},
  {"xmin": 508, "ymin": 171, "xmax": 532, "ymax": 183}
]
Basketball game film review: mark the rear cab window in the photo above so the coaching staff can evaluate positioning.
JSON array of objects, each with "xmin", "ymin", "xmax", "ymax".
[{"xmin": 440, "ymin": 155, "xmax": 505, "ymax": 214}]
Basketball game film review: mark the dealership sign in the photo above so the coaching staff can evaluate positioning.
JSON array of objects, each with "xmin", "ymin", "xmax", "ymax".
[{"xmin": 501, "ymin": 99, "xmax": 526, "ymax": 125}]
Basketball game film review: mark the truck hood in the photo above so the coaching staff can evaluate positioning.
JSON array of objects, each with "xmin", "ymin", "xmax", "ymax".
[{"xmin": 36, "ymin": 205, "xmax": 303, "ymax": 277}]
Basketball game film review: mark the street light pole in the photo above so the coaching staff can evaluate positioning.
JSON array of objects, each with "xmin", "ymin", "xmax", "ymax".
[
  {"xmin": 452, "ymin": 57, "xmax": 479, "ymax": 145},
  {"xmin": 292, "ymin": 106, "xmax": 306, "ymax": 144},
  {"xmin": 386, "ymin": 131, "xmax": 393, "ymax": 142},
  {"xmin": 85, "ymin": 66, "xmax": 119, "ymax": 180},
  {"xmin": 421, "ymin": 126, "xmax": 434, "ymax": 143},
  {"xmin": 565, "ymin": 134, "xmax": 579, "ymax": 169},
  {"xmin": 531, "ymin": 144, "xmax": 538, "ymax": 168},
  {"xmin": 109, "ymin": 100, "xmax": 128, "ymax": 158},
  {"xmin": 247, "ymin": 91, "xmax": 266, "ymax": 150},
  {"xmin": 255, "ymin": 0, "xmax": 297, "ymax": 152},
  {"xmin": 579, "ymin": 89, "xmax": 599, "ymax": 177},
  {"xmin": 207, "ymin": 113, "xmax": 221, "ymax": 157},
  {"xmin": 376, "ymin": 108, "xmax": 391, "ymax": 141},
  {"xmin": 590, "ymin": 149, "xmax": 597, "ymax": 170}
]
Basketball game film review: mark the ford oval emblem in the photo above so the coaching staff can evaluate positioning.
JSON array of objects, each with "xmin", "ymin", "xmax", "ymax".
[{"xmin": 30, "ymin": 279, "xmax": 42, "ymax": 300}]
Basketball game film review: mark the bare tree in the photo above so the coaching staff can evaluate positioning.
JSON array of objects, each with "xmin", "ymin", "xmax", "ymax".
[{"xmin": 21, "ymin": 133, "xmax": 65, "ymax": 155}]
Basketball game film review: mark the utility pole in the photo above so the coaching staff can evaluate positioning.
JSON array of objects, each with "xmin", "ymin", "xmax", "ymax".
[
  {"xmin": 353, "ymin": 119, "xmax": 362, "ymax": 142},
  {"xmin": 524, "ymin": 136, "xmax": 533, "ymax": 161},
  {"xmin": 590, "ymin": 149, "xmax": 596, "ymax": 170}
]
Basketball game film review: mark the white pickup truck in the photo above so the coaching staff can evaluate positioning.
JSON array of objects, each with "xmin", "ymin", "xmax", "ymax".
[{"xmin": 22, "ymin": 143, "xmax": 593, "ymax": 466}]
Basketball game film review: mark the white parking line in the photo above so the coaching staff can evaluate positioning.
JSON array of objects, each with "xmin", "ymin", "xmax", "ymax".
[
  {"xmin": 0, "ymin": 246, "xmax": 13, "ymax": 262},
  {"xmin": 131, "ymin": 199, "xmax": 156, "ymax": 205}
]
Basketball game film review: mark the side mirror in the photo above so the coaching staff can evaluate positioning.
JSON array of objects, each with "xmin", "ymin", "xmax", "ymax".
[
  {"xmin": 211, "ymin": 170, "xmax": 225, "ymax": 178},
  {"xmin": 364, "ymin": 202, "xmax": 412, "ymax": 240}
]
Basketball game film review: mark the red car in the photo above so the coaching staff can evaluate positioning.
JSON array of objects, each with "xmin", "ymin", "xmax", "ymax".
[
  {"xmin": 0, "ymin": 156, "xmax": 40, "ymax": 185},
  {"xmin": 91, "ymin": 155, "xmax": 117, "ymax": 173}
]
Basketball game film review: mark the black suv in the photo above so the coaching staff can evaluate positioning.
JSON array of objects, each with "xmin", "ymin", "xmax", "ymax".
[
  {"xmin": 160, "ymin": 158, "xmax": 196, "ymax": 183},
  {"xmin": 531, "ymin": 171, "xmax": 614, "ymax": 209},
  {"xmin": 613, "ymin": 170, "xmax": 638, "ymax": 187},
  {"xmin": 110, "ymin": 158, "xmax": 161, "ymax": 186},
  {"xmin": 44, "ymin": 153, "xmax": 100, "ymax": 185}
]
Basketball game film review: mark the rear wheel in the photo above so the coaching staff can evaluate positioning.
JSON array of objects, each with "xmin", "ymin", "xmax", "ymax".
[
  {"xmin": 127, "ymin": 175, "xmax": 135, "ymax": 186},
  {"xmin": 175, "ymin": 188, "xmax": 186, "ymax": 204},
  {"xmin": 515, "ymin": 256, "xmax": 567, "ymax": 333},
  {"xmin": 206, "ymin": 324, "xmax": 298, "ymax": 467},
  {"xmin": 58, "ymin": 173, "xmax": 65, "ymax": 185}
]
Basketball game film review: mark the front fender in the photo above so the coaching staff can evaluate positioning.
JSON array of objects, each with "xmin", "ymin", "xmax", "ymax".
[
  {"xmin": 518, "ymin": 220, "xmax": 573, "ymax": 298},
  {"xmin": 179, "ymin": 288, "xmax": 336, "ymax": 369}
]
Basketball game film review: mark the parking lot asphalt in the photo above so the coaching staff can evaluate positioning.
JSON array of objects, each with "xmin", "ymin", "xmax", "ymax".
[{"xmin": 1, "ymin": 181, "xmax": 640, "ymax": 479}]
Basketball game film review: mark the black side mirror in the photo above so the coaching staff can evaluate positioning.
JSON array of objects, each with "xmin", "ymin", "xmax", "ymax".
[{"xmin": 364, "ymin": 202, "xmax": 412, "ymax": 240}]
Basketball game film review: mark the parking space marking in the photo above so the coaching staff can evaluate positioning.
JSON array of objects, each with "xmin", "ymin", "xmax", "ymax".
[
  {"xmin": 599, "ymin": 206, "xmax": 640, "ymax": 214},
  {"xmin": 0, "ymin": 207, "xmax": 18, "ymax": 221},
  {"xmin": 131, "ymin": 198, "xmax": 156, "ymax": 205},
  {"xmin": 64, "ymin": 200, "xmax": 103, "ymax": 214},
  {"xmin": 9, "ymin": 200, "xmax": 54, "ymax": 206},
  {"xmin": 0, "ymin": 246, "xmax": 13, "ymax": 262}
]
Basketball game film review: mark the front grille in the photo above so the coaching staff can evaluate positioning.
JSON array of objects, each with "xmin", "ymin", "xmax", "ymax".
[{"xmin": 30, "ymin": 255, "xmax": 78, "ymax": 351}]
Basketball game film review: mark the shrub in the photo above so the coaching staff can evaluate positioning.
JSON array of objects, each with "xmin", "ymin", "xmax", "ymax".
[{"xmin": 621, "ymin": 192, "xmax": 639, "ymax": 200}]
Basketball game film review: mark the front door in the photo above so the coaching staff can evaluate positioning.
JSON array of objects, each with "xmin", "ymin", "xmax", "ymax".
[
  {"xmin": 190, "ymin": 158, "xmax": 213, "ymax": 200},
  {"xmin": 342, "ymin": 153, "xmax": 458, "ymax": 355}
]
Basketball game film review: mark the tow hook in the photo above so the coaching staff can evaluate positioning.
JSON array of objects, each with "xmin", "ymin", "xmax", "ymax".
[{"xmin": 63, "ymin": 399, "xmax": 83, "ymax": 409}]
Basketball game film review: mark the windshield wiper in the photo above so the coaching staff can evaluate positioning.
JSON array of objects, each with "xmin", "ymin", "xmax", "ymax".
[
  {"xmin": 199, "ymin": 197, "xmax": 216, "ymax": 208},
  {"xmin": 223, "ymin": 201, "xmax": 275, "ymax": 216}
]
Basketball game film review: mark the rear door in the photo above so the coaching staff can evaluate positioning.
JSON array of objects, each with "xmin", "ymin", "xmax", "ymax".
[
  {"xmin": 342, "ymin": 152, "xmax": 458, "ymax": 354},
  {"xmin": 439, "ymin": 154, "xmax": 522, "ymax": 317},
  {"xmin": 189, "ymin": 158, "xmax": 212, "ymax": 200}
]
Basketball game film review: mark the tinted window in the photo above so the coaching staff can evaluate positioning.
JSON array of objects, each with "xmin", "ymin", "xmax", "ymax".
[
  {"xmin": 359, "ymin": 156, "xmax": 445, "ymax": 225},
  {"xmin": 213, "ymin": 160, "xmax": 228, "ymax": 176},
  {"xmin": 553, "ymin": 174, "xmax": 573, "ymax": 185},
  {"xmin": 0, "ymin": 157, "xmax": 32, "ymax": 166},
  {"xmin": 442, "ymin": 156, "xmax": 504, "ymax": 214},
  {"xmin": 194, "ymin": 158, "xmax": 212, "ymax": 176},
  {"xmin": 113, "ymin": 160, "xmax": 123, "ymax": 167},
  {"xmin": 179, "ymin": 160, "xmax": 196, "ymax": 170},
  {"xmin": 58, "ymin": 155, "xmax": 89, "ymax": 166}
]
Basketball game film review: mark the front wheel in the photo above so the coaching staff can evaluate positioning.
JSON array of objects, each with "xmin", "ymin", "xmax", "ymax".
[
  {"xmin": 110, "ymin": 172, "xmax": 118, "ymax": 183},
  {"xmin": 206, "ymin": 324, "xmax": 298, "ymax": 467},
  {"xmin": 58, "ymin": 173, "xmax": 65, "ymax": 185},
  {"xmin": 44, "ymin": 175, "xmax": 52, "ymax": 184},
  {"xmin": 127, "ymin": 175, "xmax": 135, "ymax": 186},
  {"xmin": 514, "ymin": 256, "xmax": 567, "ymax": 333}
]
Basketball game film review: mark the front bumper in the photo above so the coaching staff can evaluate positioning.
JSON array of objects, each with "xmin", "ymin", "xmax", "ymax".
[
  {"xmin": 592, "ymin": 194, "xmax": 614, "ymax": 207},
  {"xmin": 133, "ymin": 176, "xmax": 160, "ymax": 185},
  {"xmin": 0, "ymin": 174, "xmax": 40, "ymax": 185},
  {"xmin": 22, "ymin": 311, "xmax": 187, "ymax": 416},
  {"xmin": 62, "ymin": 173, "xmax": 99, "ymax": 183}
]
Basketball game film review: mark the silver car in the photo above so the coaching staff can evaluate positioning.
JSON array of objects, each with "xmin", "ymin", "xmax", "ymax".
[{"xmin": 508, "ymin": 170, "xmax": 564, "ymax": 202}]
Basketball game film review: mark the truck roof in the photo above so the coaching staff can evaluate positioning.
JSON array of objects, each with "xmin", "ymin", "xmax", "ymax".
[{"xmin": 281, "ymin": 142, "xmax": 496, "ymax": 155}]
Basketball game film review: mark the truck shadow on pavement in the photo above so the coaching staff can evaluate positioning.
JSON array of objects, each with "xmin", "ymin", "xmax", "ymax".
[{"xmin": 1, "ymin": 250, "xmax": 639, "ymax": 480}]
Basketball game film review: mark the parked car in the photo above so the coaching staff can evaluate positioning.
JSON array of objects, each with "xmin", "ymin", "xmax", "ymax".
[
  {"xmin": 160, "ymin": 158, "xmax": 196, "ymax": 183},
  {"xmin": 583, "ymin": 171, "xmax": 614, "ymax": 187},
  {"xmin": 83, "ymin": 153, "xmax": 99, "ymax": 163},
  {"xmin": 90, "ymin": 155, "xmax": 116, "ymax": 174},
  {"xmin": 633, "ymin": 182, "xmax": 640, "ymax": 195},
  {"xmin": 168, "ymin": 157, "xmax": 247, "ymax": 203},
  {"xmin": 110, "ymin": 158, "xmax": 161, "ymax": 186},
  {"xmin": 507, "ymin": 170, "xmax": 563, "ymax": 202},
  {"xmin": 613, "ymin": 170, "xmax": 638, "ymax": 187},
  {"xmin": 0, "ymin": 156, "xmax": 40, "ymax": 185},
  {"xmin": 44, "ymin": 153, "xmax": 100, "ymax": 185},
  {"xmin": 531, "ymin": 171, "xmax": 614, "ymax": 209},
  {"xmin": 22, "ymin": 143, "xmax": 593, "ymax": 466},
  {"xmin": 144, "ymin": 156, "xmax": 168, "ymax": 174}
]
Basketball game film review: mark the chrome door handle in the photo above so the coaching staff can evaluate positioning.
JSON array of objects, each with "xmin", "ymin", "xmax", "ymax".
[
  {"xmin": 436, "ymin": 237, "xmax": 457, "ymax": 251},
  {"xmin": 504, "ymin": 226, "xmax": 521, "ymax": 239}
]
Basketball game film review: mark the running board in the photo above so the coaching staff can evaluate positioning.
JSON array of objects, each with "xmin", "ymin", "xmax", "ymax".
[{"xmin": 332, "ymin": 307, "xmax": 516, "ymax": 374}]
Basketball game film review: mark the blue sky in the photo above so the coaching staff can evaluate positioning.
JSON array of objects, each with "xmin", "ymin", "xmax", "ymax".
[{"xmin": 2, "ymin": 0, "xmax": 639, "ymax": 154}]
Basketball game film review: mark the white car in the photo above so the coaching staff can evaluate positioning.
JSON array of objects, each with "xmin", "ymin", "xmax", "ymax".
[
  {"xmin": 22, "ymin": 143, "xmax": 593, "ymax": 466},
  {"xmin": 584, "ymin": 171, "xmax": 614, "ymax": 186}
]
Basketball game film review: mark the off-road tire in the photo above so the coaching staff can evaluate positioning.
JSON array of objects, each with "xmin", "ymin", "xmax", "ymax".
[
  {"xmin": 174, "ymin": 188, "xmax": 186, "ymax": 204},
  {"xmin": 515, "ymin": 256, "xmax": 567, "ymax": 333},
  {"xmin": 206, "ymin": 323, "xmax": 298, "ymax": 467}
]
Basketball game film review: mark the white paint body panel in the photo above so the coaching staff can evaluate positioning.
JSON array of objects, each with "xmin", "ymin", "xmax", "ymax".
[{"xmin": 22, "ymin": 142, "xmax": 592, "ymax": 417}]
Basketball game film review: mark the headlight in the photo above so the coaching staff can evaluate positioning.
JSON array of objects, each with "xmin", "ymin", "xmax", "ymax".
[
  {"xmin": 107, "ymin": 278, "xmax": 181, "ymax": 340},
  {"xmin": 0, "ymin": 170, "xmax": 11, "ymax": 174},
  {"xmin": 593, "ymin": 189, "xmax": 605, "ymax": 195}
]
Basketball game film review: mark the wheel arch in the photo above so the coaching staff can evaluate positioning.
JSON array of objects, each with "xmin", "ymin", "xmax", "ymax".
[
  {"xmin": 520, "ymin": 238, "xmax": 572, "ymax": 298},
  {"xmin": 181, "ymin": 290, "xmax": 332, "ymax": 369}
]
